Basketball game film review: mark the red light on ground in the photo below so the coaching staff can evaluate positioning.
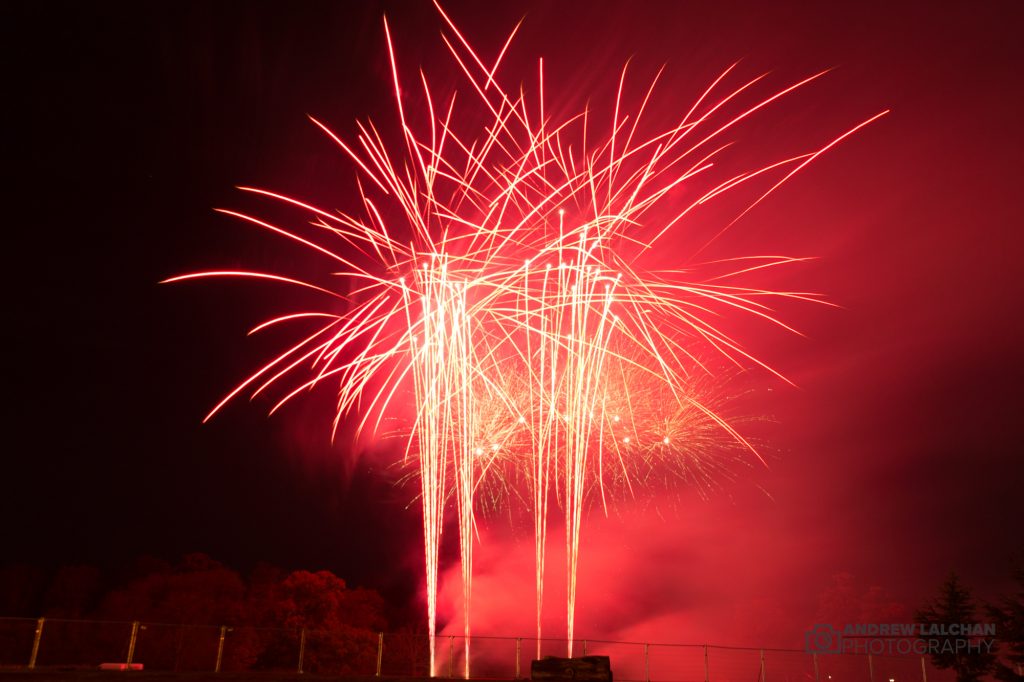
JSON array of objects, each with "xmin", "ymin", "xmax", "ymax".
[{"xmin": 99, "ymin": 663, "xmax": 144, "ymax": 671}]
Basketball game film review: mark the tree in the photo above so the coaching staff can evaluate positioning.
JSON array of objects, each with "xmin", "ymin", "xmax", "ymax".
[
  {"xmin": 36, "ymin": 565, "xmax": 102, "ymax": 666},
  {"xmin": 44, "ymin": 565, "xmax": 100, "ymax": 617},
  {"xmin": 988, "ymin": 562, "xmax": 1024, "ymax": 682},
  {"xmin": 263, "ymin": 570, "xmax": 385, "ymax": 675},
  {"xmin": 0, "ymin": 554, "xmax": 387, "ymax": 673},
  {"xmin": 815, "ymin": 572, "xmax": 909, "ymax": 624},
  {"xmin": 98, "ymin": 553, "xmax": 248, "ymax": 624},
  {"xmin": 96, "ymin": 553, "xmax": 259, "ymax": 671},
  {"xmin": 915, "ymin": 573, "xmax": 996, "ymax": 682}
]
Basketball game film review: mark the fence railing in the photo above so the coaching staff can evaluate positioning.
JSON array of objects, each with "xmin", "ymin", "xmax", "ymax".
[{"xmin": 0, "ymin": 616, "xmax": 959, "ymax": 681}]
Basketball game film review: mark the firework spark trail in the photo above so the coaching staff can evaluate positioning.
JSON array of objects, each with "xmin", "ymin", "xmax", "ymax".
[
  {"xmin": 166, "ymin": 3, "xmax": 887, "ymax": 672},
  {"xmin": 462, "ymin": 353, "xmax": 760, "ymax": 513}
]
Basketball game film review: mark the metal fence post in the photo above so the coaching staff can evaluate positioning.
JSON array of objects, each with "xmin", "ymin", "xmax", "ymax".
[
  {"xmin": 813, "ymin": 653, "xmax": 820, "ymax": 682},
  {"xmin": 920, "ymin": 656, "xmax": 927, "ymax": 682},
  {"xmin": 126, "ymin": 621, "xmax": 140, "ymax": 666},
  {"xmin": 28, "ymin": 617, "xmax": 45, "ymax": 669},
  {"xmin": 759, "ymin": 648, "xmax": 765, "ymax": 682},
  {"xmin": 704, "ymin": 644, "xmax": 709, "ymax": 682},
  {"xmin": 515, "ymin": 637, "xmax": 522, "ymax": 679},
  {"xmin": 644, "ymin": 643, "xmax": 650, "ymax": 682},
  {"xmin": 297, "ymin": 628, "xmax": 306, "ymax": 674},
  {"xmin": 214, "ymin": 625, "xmax": 227, "ymax": 672},
  {"xmin": 375, "ymin": 632, "xmax": 384, "ymax": 677}
]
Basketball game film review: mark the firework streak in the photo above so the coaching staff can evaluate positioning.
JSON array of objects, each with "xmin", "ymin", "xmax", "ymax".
[{"xmin": 166, "ymin": 3, "xmax": 886, "ymax": 674}]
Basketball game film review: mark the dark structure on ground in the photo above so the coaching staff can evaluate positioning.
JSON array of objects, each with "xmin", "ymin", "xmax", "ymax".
[{"xmin": 531, "ymin": 656, "xmax": 613, "ymax": 682}]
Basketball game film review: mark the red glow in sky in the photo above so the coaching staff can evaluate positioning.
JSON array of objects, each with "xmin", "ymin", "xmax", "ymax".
[{"xmin": 5, "ymin": 0, "xmax": 1022, "ymax": 649}]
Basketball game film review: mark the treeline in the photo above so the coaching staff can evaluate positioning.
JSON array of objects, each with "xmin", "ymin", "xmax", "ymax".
[
  {"xmin": 916, "ymin": 567, "xmax": 1024, "ymax": 682},
  {"xmin": 0, "ymin": 553, "xmax": 392, "ymax": 673}
]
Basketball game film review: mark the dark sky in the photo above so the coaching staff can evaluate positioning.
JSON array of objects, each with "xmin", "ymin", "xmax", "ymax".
[{"xmin": 4, "ymin": 0, "xmax": 1023, "ymax": 645}]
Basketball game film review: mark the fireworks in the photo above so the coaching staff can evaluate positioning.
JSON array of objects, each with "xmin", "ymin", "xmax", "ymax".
[{"xmin": 166, "ymin": 2, "xmax": 886, "ymax": 674}]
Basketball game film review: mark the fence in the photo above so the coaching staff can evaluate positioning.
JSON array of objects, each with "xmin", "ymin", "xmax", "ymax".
[{"xmin": 0, "ymin": 616, "xmax": 959, "ymax": 681}]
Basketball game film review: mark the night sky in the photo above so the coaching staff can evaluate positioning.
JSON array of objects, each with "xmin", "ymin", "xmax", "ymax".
[{"xmin": 5, "ymin": 1, "xmax": 1023, "ymax": 646}]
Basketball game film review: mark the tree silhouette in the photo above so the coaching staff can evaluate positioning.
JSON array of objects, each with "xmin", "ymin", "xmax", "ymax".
[
  {"xmin": 915, "ymin": 572, "xmax": 996, "ymax": 682},
  {"xmin": 43, "ymin": 565, "xmax": 100, "ymax": 617},
  {"xmin": 988, "ymin": 562, "xmax": 1024, "ymax": 682},
  {"xmin": 815, "ymin": 572, "xmax": 909, "ymax": 624},
  {"xmin": 0, "ymin": 554, "xmax": 387, "ymax": 672},
  {"xmin": 264, "ymin": 569, "xmax": 385, "ymax": 674},
  {"xmin": 96, "ymin": 553, "xmax": 256, "ymax": 670}
]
